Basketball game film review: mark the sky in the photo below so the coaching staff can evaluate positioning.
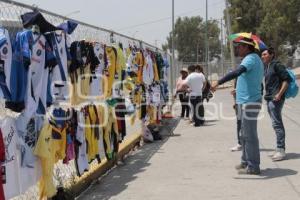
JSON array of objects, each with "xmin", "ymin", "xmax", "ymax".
[{"xmin": 14, "ymin": 0, "xmax": 226, "ymax": 48}]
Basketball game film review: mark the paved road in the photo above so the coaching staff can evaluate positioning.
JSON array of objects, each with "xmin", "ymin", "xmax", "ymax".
[{"xmin": 78, "ymin": 87, "xmax": 300, "ymax": 200}]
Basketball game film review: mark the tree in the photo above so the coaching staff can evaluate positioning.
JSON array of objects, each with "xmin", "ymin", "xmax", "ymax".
[
  {"xmin": 163, "ymin": 16, "xmax": 221, "ymax": 62},
  {"xmin": 227, "ymin": 0, "xmax": 300, "ymax": 61}
]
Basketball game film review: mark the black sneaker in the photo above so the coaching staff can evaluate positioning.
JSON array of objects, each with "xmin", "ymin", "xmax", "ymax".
[
  {"xmin": 238, "ymin": 168, "xmax": 261, "ymax": 175},
  {"xmin": 235, "ymin": 163, "xmax": 247, "ymax": 170}
]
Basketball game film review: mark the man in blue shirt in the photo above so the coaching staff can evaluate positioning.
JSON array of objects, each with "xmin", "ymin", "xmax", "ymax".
[{"xmin": 211, "ymin": 37, "xmax": 264, "ymax": 175}]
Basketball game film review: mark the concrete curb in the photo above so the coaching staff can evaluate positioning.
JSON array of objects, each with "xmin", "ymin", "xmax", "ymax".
[{"xmin": 69, "ymin": 133, "xmax": 142, "ymax": 198}]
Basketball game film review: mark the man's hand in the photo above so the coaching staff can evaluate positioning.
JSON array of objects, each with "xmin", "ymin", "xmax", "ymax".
[
  {"xmin": 273, "ymin": 93, "xmax": 282, "ymax": 101},
  {"xmin": 230, "ymin": 89, "xmax": 236, "ymax": 96},
  {"xmin": 211, "ymin": 82, "xmax": 218, "ymax": 92}
]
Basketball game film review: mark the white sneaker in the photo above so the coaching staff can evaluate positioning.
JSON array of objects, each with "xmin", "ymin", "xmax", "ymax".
[
  {"xmin": 272, "ymin": 148, "xmax": 286, "ymax": 161},
  {"xmin": 268, "ymin": 151, "xmax": 276, "ymax": 157},
  {"xmin": 230, "ymin": 144, "xmax": 242, "ymax": 152}
]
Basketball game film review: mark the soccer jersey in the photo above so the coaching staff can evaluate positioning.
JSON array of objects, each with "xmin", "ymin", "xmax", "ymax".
[
  {"xmin": 75, "ymin": 111, "xmax": 89, "ymax": 176},
  {"xmin": 151, "ymin": 53, "xmax": 160, "ymax": 81},
  {"xmin": 47, "ymin": 31, "xmax": 69, "ymax": 100},
  {"xmin": 143, "ymin": 53, "xmax": 154, "ymax": 86},
  {"xmin": 151, "ymin": 84, "xmax": 161, "ymax": 106},
  {"xmin": 0, "ymin": 27, "xmax": 12, "ymax": 100},
  {"xmin": 126, "ymin": 50, "xmax": 138, "ymax": 74},
  {"xmin": 16, "ymin": 114, "xmax": 43, "ymax": 168},
  {"xmin": 103, "ymin": 107, "xmax": 119, "ymax": 160},
  {"xmin": 135, "ymin": 50, "xmax": 145, "ymax": 84},
  {"xmin": 90, "ymin": 43, "xmax": 104, "ymax": 97},
  {"xmin": 105, "ymin": 46, "xmax": 118, "ymax": 98},
  {"xmin": 7, "ymin": 30, "xmax": 32, "ymax": 112},
  {"xmin": 34, "ymin": 121, "xmax": 67, "ymax": 199},
  {"xmin": 24, "ymin": 32, "xmax": 50, "ymax": 118},
  {"xmin": 1, "ymin": 117, "xmax": 21, "ymax": 199},
  {"xmin": 85, "ymin": 105, "xmax": 100, "ymax": 162},
  {"xmin": 33, "ymin": 122, "xmax": 56, "ymax": 198},
  {"xmin": 0, "ymin": 129, "xmax": 5, "ymax": 200}
]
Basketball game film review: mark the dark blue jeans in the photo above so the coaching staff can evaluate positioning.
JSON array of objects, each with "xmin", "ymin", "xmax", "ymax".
[{"xmin": 267, "ymin": 100, "xmax": 285, "ymax": 149}]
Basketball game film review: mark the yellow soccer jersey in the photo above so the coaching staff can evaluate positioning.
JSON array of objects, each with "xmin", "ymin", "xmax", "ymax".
[
  {"xmin": 85, "ymin": 105, "xmax": 100, "ymax": 162},
  {"xmin": 105, "ymin": 46, "xmax": 117, "ymax": 98},
  {"xmin": 34, "ymin": 122, "xmax": 67, "ymax": 199},
  {"xmin": 135, "ymin": 51, "xmax": 145, "ymax": 84},
  {"xmin": 103, "ymin": 107, "xmax": 119, "ymax": 159}
]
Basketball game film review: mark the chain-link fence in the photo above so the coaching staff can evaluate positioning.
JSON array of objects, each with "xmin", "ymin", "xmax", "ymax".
[
  {"xmin": 0, "ymin": 0, "xmax": 174, "ymax": 199},
  {"xmin": 176, "ymin": 60, "xmax": 234, "ymax": 81}
]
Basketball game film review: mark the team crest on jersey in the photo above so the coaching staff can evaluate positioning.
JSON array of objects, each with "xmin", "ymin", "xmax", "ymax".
[
  {"xmin": 2, "ymin": 46, "xmax": 8, "ymax": 55},
  {"xmin": 36, "ymin": 49, "xmax": 42, "ymax": 56},
  {"xmin": 99, "ymin": 53, "xmax": 103, "ymax": 60}
]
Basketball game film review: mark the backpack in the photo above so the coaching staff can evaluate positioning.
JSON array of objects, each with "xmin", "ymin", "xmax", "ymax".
[{"xmin": 285, "ymin": 69, "xmax": 299, "ymax": 99}]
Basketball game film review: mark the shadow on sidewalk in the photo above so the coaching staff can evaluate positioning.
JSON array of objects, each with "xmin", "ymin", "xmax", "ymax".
[
  {"xmin": 286, "ymin": 153, "xmax": 300, "ymax": 160},
  {"xmin": 78, "ymin": 118, "xmax": 180, "ymax": 200},
  {"xmin": 234, "ymin": 168, "xmax": 298, "ymax": 180},
  {"xmin": 260, "ymin": 148, "xmax": 275, "ymax": 152}
]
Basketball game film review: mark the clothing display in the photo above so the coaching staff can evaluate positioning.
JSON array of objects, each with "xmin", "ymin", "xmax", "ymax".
[
  {"xmin": 0, "ymin": 27, "xmax": 12, "ymax": 101},
  {"xmin": 1, "ymin": 117, "xmax": 21, "ymax": 199},
  {"xmin": 0, "ymin": 9, "xmax": 170, "ymax": 199},
  {"xmin": 0, "ymin": 129, "xmax": 5, "ymax": 200}
]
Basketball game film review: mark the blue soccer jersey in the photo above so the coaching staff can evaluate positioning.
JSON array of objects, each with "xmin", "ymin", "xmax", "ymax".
[{"xmin": 7, "ymin": 30, "xmax": 33, "ymax": 112}]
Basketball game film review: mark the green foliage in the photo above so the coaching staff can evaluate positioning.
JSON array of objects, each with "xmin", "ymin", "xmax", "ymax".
[
  {"xmin": 164, "ymin": 16, "xmax": 221, "ymax": 62},
  {"xmin": 228, "ymin": 0, "xmax": 300, "ymax": 59}
]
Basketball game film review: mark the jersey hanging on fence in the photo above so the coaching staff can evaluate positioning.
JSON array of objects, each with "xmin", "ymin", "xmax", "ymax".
[
  {"xmin": 6, "ymin": 30, "xmax": 32, "ymax": 112},
  {"xmin": 24, "ymin": 32, "xmax": 54, "ymax": 118},
  {"xmin": 46, "ymin": 31, "xmax": 70, "ymax": 100},
  {"xmin": 1, "ymin": 117, "xmax": 21, "ymax": 200},
  {"xmin": 0, "ymin": 27, "xmax": 12, "ymax": 100}
]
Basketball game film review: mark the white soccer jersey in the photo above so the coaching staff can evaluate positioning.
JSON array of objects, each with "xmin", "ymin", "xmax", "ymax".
[
  {"xmin": 50, "ymin": 32, "xmax": 69, "ymax": 99},
  {"xmin": 151, "ymin": 84, "xmax": 161, "ymax": 106},
  {"xmin": 143, "ymin": 53, "xmax": 154, "ymax": 86},
  {"xmin": 90, "ymin": 43, "xmax": 104, "ymax": 97},
  {"xmin": 16, "ymin": 115, "xmax": 42, "ymax": 194},
  {"xmin": 1, "ymin": 117, "xmax": 21, "ymax": 199},
  {"xmin": 24, "ymin": 32, "xmax": 49, "ymax": 118},
  {"xmin": 76, "ymin": 112, "xmax": 89, "ymax": 176},
  {"xmin": 0, "ymin": 27, "xmax": 12, "ymax": 99}
]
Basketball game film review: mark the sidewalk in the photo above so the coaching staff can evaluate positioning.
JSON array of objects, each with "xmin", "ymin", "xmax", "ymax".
[{"xmin": 78, "ymin": 88, "xmax": 300, "ymax": 200}]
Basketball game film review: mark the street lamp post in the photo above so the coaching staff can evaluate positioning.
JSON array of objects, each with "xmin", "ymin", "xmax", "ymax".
[
  {"xmin": 225, "ymin": 0, "xmax": 236, "ymax": 70},
  {"xmin": 205, "ymin": 0, "xmax": 209, "ymax": 75},
  {"xmin": 171, "ymin": 0, "xmax": 175, "ymax": 97},
  {"xmin": 220, "ymin": 19, "xmax": 224, "ymax": 77},
  {"xmin": 196, "ymin": 43, "xmax": 199, "ymax": 63}
]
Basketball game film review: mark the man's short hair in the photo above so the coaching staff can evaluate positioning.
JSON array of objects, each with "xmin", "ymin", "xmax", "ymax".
[
  {"xmin": 266, "ymin": 47, "xmax": 275, "ymax": 58},
  {"xmin": 195, "ymin": 65, "xmax": 204, "ymax": 73},
  {"xmin": 188, "ymin": 65, "xmax": 195, "ymax": 72}
]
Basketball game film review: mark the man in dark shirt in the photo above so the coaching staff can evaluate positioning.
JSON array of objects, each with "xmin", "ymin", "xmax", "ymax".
[{"xmin": 261, "ymin": 47, "xmax": 291, "ymax": 161}]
